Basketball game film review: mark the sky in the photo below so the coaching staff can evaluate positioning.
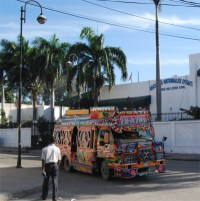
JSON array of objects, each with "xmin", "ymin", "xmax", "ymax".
[{"xmin": 0, "ymin": 0, "xmax": 200, "ymax": 84}]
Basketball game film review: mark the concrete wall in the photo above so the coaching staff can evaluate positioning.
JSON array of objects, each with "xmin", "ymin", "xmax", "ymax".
[
  {"xmin": 0, "ymin": 103, "xmax": 69, "ymax": 122},
  {"xmin": 0, "ymin": 121, "xmax": 199, "ymax": 154},
  {"xmin": 153, "ymin": 120, "xmax": 200, "ymax": 154},
  {"xmin": 2, "ymin": 103, "xmax": 34, "ymax": 122},
  {"xmin": 0, "ymin": 128, "xmax": 31, "ymax": 147}
]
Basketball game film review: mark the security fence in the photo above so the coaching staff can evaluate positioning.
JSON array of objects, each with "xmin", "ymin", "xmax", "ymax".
[{"xmin": 151, "ymin": 112, "xmax": 194, "ymax": 122}]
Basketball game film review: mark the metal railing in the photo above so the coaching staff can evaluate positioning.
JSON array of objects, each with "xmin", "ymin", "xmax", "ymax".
[{"xmin": 151, "ymin": 112, "xmax": 194, "ymax": 122}]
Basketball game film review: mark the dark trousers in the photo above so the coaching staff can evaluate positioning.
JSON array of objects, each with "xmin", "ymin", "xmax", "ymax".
[{"xmin": 42, "ymin": 163, "xmax": 59, "ymax": 201}]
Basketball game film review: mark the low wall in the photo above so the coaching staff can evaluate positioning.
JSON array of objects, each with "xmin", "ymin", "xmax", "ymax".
[
  {"xmin": 0, "ymin": 103, "xmax": 69, "ymax": 122},
  {"xmin": 153, "ymin": 120, "xmax": 200, "ymax": 154},
  {"xmin": 0, "ymin": 121, "xmax": 199, "ymax": 154},
  {"xmin": 0, "ymin": 128, "xmax": 31, "ymax": 148}
]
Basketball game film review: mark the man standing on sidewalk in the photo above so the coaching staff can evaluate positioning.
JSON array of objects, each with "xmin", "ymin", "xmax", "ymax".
[{"xmin": 41, "ymin": 135, "xmax": 61, "ymax": 201}]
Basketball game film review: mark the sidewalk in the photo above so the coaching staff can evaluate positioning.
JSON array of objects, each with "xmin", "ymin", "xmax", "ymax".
[
  {"xmin": 0, "ymin": 150, "xmax": 42, "ymax": 201},
  {"xmin": 0, "ymin": 149, "xmax": 199, "ymax": 201},
  {"xmin": 165, "ymin": 152, "xmax": 200, "ymax": 161}
]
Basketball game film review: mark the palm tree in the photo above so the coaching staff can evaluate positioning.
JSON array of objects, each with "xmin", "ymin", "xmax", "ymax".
[
  {"xmin": 152, "ymin": 0, "xmax": 163, "ymax": 121},
  {"xmin": 0, "ymin": 54, "xmax": 6, "ymax": 123},
  {"xmin": 0, "ymin": 38, "xmax": 43, "ymax": 121},
  {"xmin": 0, "ymin": 39, "xmax": 19, "ymax": 92},
  {"xmin": 24, "ymin": 47, "xmax": 45, "ymax": 121},
  {"xmin": 0, "ymin": 39, "xmax": 21, "ymax": 123},
  {"xmin": 67, "ymin": 27, "xmax": 127, "ymax": 107},
  {"xmin": 33, "ymin": 34, "xmax": 70, "ymax": 123}
]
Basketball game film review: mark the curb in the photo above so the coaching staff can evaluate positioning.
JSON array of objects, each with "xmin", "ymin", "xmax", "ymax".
[
  {"xmin": 166, "ymin": 157, "xmax": 200, "ymax": 161},
  {"xmin": 165, "ymin": 154, "xmax": 200, "ymax": 161},
  {"xmin": 0, "ymin": 148, "xmax": 41, "ymax": 156}
]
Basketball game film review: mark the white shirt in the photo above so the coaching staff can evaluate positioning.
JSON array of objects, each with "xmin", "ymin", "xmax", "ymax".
[{"xmin": 41, "ymin": 143, "xmax": 61, "ymax": 164}]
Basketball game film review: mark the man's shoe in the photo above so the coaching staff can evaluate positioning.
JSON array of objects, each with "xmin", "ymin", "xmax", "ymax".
[
  {"xmin": 53, "ymin": 197, "xmax": 63, "ymax": 201},
  {"xmin": 40, "ymin": 196, "xmax": 46, "ymax": 200}
]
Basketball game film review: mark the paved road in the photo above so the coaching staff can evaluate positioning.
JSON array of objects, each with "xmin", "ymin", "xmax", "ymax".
[{"xmin": 0, "ymin": 151, "xmax": 200, "ymax": 201}]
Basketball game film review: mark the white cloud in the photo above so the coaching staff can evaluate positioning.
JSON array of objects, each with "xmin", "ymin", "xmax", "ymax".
[
  {"xmin": 0, "ymin": 22, "xmax": 18, "ymax": 29},
  {"xmin": 128, "ymin": 58, "xmax": 155, "ymax": 66},
  {"xmin": 128, "ymin": 57, "xmax": 188, "ymax": 66},
  {"xmin": 95, "ymin": 12, "xmax": 200, "ymax": 33},
  {"xmin": 144, "ymin": 13, "xmax": 200, "ymax": 26},
  {"xmin": 0, "ymin": 21, "xmax": 83, "ymax": 41},
  {"xmin": 161, "ymin": 58, "xmax": 188, "ymax": 66}
]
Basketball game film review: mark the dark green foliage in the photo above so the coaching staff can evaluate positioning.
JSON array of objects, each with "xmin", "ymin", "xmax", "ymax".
[
  {"xmin": 37, "ymin": 116, "xmax": 50, "ymax": 136},
  {"xmin": 21, "ymin": 120, "xmax": 32, "ymax": 127},
  {"xmin": 180, "ymin": 106, "xmax": 200, "ymax": 119}
]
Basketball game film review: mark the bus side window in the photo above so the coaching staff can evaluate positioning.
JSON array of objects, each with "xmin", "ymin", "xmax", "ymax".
[
  {"xmin": 98, "ymin": 130, "xmax": 110, "ymax": 146},
  {"xmin": 98, "ymin": 130, "xmax": 105, "ymax": 146},
  {"xmin": 77, "ymin": 130, "xmax": 91, "ymax": 148},
  {"xmin": 54, "ymin": 129, "xmax": 62, "ymax": 144}
]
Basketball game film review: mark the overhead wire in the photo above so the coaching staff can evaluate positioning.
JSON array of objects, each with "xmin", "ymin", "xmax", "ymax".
[
  {"xmin": 92, "ymin": 0, "xmax": 153, "ymax": 5},
  {"xmin": 168, "ymin": 0, "xmax": 200, "ymax": 7},
  {"xmin": 82, "ymin": 0, "xmax": 200, "ymax": 31},
  {"xmin": 16, "ymin": 0, "xmax": 200, "ymax": 42},
  {"xmin": 93, "ymin": 0, "xmax": 197, "ymax": 7}
]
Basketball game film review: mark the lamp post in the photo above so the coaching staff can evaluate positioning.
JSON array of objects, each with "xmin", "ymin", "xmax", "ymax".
[
  {"xmin": 16, "ymin": 0, "xmax": 47, "ymax": 168},
  {"xmin": 67, "ymin": 54, "xmax": 80, "ymax": 109}
]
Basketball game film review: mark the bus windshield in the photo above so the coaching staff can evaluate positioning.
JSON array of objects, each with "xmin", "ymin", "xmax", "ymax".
[{"xmin": 112, "ymin": 129, "xmax": 153, "ymax": 141}]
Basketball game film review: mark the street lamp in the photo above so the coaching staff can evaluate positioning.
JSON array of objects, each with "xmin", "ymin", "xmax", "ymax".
[
  {"xmin": 67, "ymin": 54, "xmax": 81, "ymax": 109},
  {"xmin": 16, "ymin": 0, "xmax": 47, "ymax": 168}
]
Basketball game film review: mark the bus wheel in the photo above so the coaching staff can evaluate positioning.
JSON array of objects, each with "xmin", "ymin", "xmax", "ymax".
[
  {"xmin": 63, "ymin": 157, "xmax": 73, "ymax": 172},
  {"xmin": 101, "ymin": 161, "xmax": 113, "ymax": 180}
]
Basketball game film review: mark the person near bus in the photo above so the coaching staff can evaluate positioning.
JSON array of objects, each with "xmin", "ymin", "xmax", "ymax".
[{"xmin": 41, "ymin": 135, "xmax": 61, "ymax": 201}]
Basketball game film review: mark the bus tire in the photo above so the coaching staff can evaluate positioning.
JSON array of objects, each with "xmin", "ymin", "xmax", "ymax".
[
  {"xmin": 63, "ymin": 156, "xmax": 73, "ymax": 172},
  {"xmin": 101, "ymin": 160, "xmax": 113, "ymax": 180}
]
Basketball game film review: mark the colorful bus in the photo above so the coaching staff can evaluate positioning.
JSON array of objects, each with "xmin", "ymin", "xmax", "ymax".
[{"xmin": 53, "ymin": 106, "xmax": 167, "ymax": 180}]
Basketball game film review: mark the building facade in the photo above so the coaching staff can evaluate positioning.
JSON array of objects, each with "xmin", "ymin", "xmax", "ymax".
[{"xmin": 99, "ymin": 53, "xmax": 200, "ymax": 117}]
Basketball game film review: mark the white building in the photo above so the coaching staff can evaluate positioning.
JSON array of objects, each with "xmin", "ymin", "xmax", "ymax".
[{"xmin": 99, "ymin": 53, "xmax": 200, "ymax": 118}]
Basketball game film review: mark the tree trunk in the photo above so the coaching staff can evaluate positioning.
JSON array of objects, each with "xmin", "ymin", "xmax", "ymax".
[
  {"xmin": 1, "ymin": 81, "xmax": 5, "ymax": 124},
  {"xmin": 50, "ymin": 87, "xmax": 55, "ymax": 135},
  {"xmin": 155, "ymin": 4, "xmax": 162, "ymax": 121},
  {"xmin": 32, "ymin": 92, "xmax": 37, "ymax": 121},
  {"xmin": 93, "ymin": 87, "xmax": 100, "ymax": 106},
  {"xmin": 50, "ymin": 87, "xmax": 55, "ymax": 122}
]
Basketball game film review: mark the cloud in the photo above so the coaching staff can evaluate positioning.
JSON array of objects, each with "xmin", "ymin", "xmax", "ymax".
[
  {"xmin": 1, "ymin": 8, "xmax": 200, "ymax": 43},
  {"xmin": 144, "ymin": 13, "xmax": 200, "ymax": 27},
  {"xmin": 0, "ymin": 22, "xmax": 18, "ymax": 29},
  {"xmin": 94, "ymin": 12, "xmax": 200, "ymax": 33},
  {"xmin": 128, "ymin": 57, "xmax": 188, "ymax": 66},
  {"xmin": 105, "ymin": 15, "xmax": 150, "ymax": 29},
  {"xmin": 0, "ymin": 20, "xmax": 83, "ymax": 42}
]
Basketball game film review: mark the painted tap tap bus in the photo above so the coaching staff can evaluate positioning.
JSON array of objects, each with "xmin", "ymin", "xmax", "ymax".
[{"xmin": 53, "ymin": 106, "xmax": 167, "ymax": 180}]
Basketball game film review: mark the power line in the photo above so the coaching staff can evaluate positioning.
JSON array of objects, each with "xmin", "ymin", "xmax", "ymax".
[
  {"xmin": 168, "ymin": 0, "xmax": 200, "ymax": 7},
  {"xmin": 93, "ymin": 0, "xmax": 153, "ymax": 5},
  {"xmin": 82, "ymin": 0, "xmax": 200, "ymax": 32},
  {"xmin": 16, "ymin": 0, "xmax": 200, "ymax": 42},
  {"xmin": 94, "ymin": 0, "xmax": 197, "ymax": 7},
  {"xmin": 176, "ymin": 0, "xmax": 200, "ymax": 6}
]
